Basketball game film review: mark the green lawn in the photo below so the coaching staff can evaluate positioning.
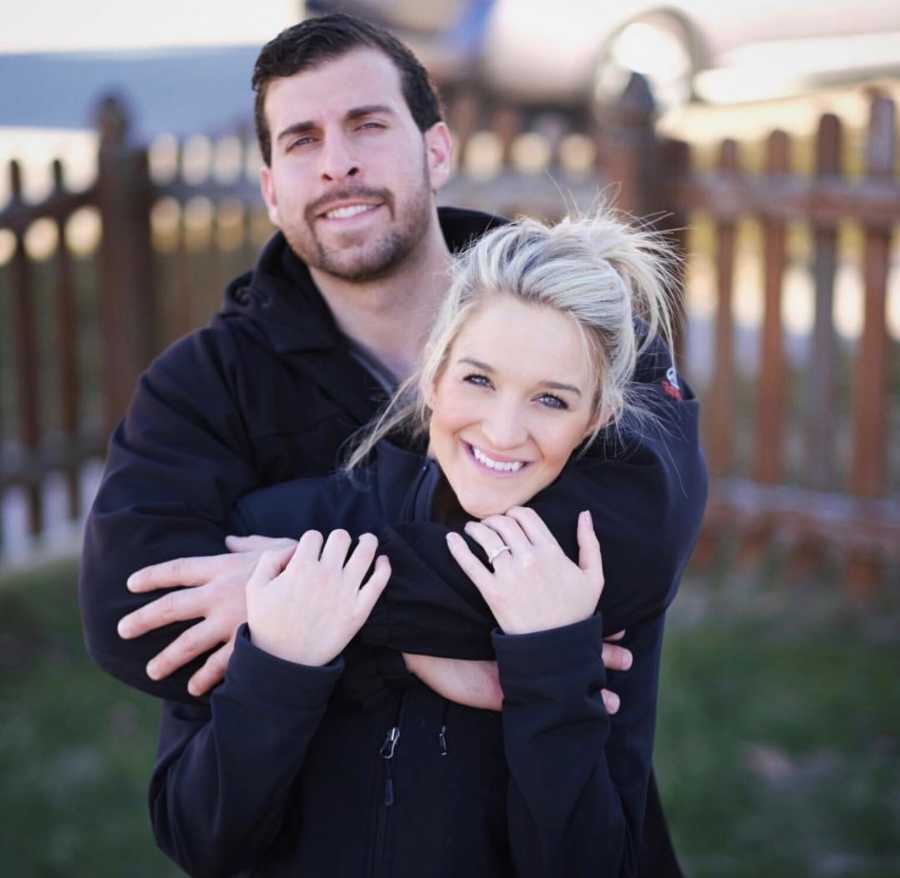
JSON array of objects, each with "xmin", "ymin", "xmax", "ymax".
[{"xmin": 0, "ymin": 557, "xmax": 897, "ymax": 877}]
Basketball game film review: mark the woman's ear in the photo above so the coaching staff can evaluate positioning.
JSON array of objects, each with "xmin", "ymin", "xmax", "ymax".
[
  {"xmin": 419, "ymin": 372, "xmax": 436, "ymax": 410},
  {"xmin": 583, "ymin": 404, "xmax": 610, "ymax": 439}
]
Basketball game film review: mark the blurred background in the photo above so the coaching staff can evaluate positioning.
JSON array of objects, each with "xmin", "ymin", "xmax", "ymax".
[{"xmin": 1, "ymin": 2, "xmax": 898, "ymax": 876}]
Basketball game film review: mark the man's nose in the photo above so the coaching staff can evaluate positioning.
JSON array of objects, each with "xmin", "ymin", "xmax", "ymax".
[{"xmin": 319, "ymin": 134, "xmax": 360, "ymax": 182}]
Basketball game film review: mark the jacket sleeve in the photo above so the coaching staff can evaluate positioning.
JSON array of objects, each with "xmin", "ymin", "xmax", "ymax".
[
  {"xmin": 493, "ymin": 610, "xmax": 666, "ymax": 878},
  {"xmin": 149, "ymin": 624, "xmax": 343, "ymax": 878},
  {"xmin": 79, "ymin": 329, "xmax": 259, "ymax": 703}
]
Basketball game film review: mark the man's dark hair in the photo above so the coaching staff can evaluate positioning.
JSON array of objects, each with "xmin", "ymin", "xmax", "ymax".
[{"xmin": 252, "ymin": 13, "xmax": 444, "ymax": 165}]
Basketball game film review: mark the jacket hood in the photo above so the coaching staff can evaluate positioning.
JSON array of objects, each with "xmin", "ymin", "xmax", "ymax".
[{"xmin": 216, "ymin": 206, "xmax": 506, "ymax": 355}]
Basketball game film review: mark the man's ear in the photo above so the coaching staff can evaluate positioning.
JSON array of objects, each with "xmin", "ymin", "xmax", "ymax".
[
  {"xmin": 424, "ymin": 122, "xmax": 453, "ymax": 193},
  {"xmin": 259, "ymin": 164, "xmax": 281, "ymax": 227}
]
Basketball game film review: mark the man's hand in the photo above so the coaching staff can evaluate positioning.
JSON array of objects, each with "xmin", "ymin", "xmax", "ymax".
[
  {"xmin": 118, "ymin": 536, "xmax": 296, "ymax": 696},
  {"xmin": 402, "ymin": 654, "xmax": 504, "ymax": 711},
  {"xmin": 404, "ymin": 629, "xmax": 631, "ymax": 714}
]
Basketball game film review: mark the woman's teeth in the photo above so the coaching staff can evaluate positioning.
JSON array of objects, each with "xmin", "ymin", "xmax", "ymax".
[{"xmin": 472, "ymin": 445, "xmax": 524, "ymax": 473}]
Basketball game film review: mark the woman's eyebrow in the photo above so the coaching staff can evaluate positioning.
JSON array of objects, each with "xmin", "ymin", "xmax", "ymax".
[
  {"xmin": 542, "ymin": 381, "xmax": 582, "ymax": 397},
  {"xmin": 457, "ymin": 357, "xmax": 582, "ymax": 396}
]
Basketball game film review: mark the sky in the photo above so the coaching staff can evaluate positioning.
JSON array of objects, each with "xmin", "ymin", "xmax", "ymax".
[{"xmin": 0, "ymin": 0, "xmax": 300, "ymax": 53}]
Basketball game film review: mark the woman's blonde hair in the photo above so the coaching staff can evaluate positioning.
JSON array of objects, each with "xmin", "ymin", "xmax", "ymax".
[{"xmin": 345, "ymin": 210, "xmax": 677, "ymax": 470}]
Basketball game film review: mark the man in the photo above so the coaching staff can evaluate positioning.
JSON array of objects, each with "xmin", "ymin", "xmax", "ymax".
[{"xmin": 80, "ymin": 13, "xmax": 693, "ymax": 875}]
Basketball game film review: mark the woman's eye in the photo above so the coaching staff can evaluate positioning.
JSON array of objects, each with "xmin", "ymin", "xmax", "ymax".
[
  {"xmin": 463, "ymin": 373, "xmax": 492, "ymax": 388},
  {"xmin": 537, "ymin": 393, "xmax": 568, "ymax": 410}
]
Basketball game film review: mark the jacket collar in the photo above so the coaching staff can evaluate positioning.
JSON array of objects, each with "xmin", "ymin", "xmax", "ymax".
[{"xmin": 223, "ymin": 206, "xmax": 505, "ymax": 357}]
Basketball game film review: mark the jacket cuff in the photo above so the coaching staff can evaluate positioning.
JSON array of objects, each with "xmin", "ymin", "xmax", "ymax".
[
  {"xmin": 225, "ymin": 623, "xmax": 344, "ymax": 708},
  {"xmin": 492, "ymin": 614, "xmax": 605, "ymax": 680}
]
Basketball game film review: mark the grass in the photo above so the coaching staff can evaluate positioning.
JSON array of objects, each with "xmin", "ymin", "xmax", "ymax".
[
  {"xmin": 0, "ymin": 556, "xmax": 897, "ymax": 877},
  {"xmin": 658, "ymin": 552, "xmax": 900, "ymax": 878},
  {"xmin": 0, "ymin": 560, "xmax": 181, "ymax": 878}
]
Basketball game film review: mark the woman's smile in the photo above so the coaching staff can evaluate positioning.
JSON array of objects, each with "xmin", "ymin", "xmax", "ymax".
[{"xmin": 463, "ymin": 440, "xmax": 530, "ymax": 476}]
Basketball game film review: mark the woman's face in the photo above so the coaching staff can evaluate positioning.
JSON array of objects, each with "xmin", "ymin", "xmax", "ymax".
[{"xmin": 427, "ymin": 295, "xmax": 598, "ymax": 518}]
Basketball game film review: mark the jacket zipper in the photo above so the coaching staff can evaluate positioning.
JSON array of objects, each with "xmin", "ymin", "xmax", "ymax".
[
  {"xmin": 371, "ymin": 692, "xmax": 406, "ymax": 878},
  {"xmin": 438, "ymin": 699, "xmax": 449, "ymax": 757}
]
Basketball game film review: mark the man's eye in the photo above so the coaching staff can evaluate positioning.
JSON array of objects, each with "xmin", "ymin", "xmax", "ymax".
[
  {"xmin": 537, "ymin": 393, "xmax": 568, "ymax": 410},
  {"xmin": 287, "ymin": 136, "xmax": 315, "ymax": 151},
  {"xmin": 358, "ymin": 121, "xmax": 386, "ymax": 131}
]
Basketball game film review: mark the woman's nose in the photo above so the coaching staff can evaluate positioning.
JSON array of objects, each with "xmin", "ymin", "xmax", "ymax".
[{"xmin": 481, "ymin": 405, "xmax": 528, "ymax": 450}]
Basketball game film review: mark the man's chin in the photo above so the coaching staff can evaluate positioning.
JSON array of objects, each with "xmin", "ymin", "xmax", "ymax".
[{"xmin": 318, "ymin": 239, "xmax": 415, "ymax": 283}]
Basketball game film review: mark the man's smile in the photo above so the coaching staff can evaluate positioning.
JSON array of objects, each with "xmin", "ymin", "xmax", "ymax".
[{"xmin": 318, "ymin": 201, "xmax": 384, "ymax": 222}]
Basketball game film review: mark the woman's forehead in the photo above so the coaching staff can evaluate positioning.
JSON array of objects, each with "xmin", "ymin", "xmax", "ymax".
[{"xmin": 450, "ymin": 297, "xmax": 594, "ymax": 387}]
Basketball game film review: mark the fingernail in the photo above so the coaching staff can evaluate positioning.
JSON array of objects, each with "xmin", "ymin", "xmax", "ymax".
[
  {"xmin": 622, "ymin": 651, "xmax": 633, "ymax": 670},
  {"xmin": 117, "ymin": 620, "xmax": 130, "ymax": 638},
  {"xmin": 446, "ymin": 532, "xmax": 461, "ymax": 544},
  {"xmin": 146, "ymin": 662, "xmax": 159, "ymax": 680},
  {"xmin": 126, "ymin": 574, "xmax": 137, "ymax": 590},
  {"xmin": 603, "ymin": 691, "xmax": 620, "ymax": 713}
]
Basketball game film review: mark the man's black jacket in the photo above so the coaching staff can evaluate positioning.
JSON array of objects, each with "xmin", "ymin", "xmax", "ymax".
[{"xmin": 79, "ymin": 207, "xmax": 707, "ymax": 876}]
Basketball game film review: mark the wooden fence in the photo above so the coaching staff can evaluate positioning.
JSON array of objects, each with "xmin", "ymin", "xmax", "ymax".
[{"xmin": 0, "ymin": 78, "xmax": 897, "ymax": 588}]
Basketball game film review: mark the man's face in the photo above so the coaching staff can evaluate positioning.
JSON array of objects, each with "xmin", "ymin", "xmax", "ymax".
[{"xmin": 259, "ymin": 48, "xmax": 451, "ymax": 282}]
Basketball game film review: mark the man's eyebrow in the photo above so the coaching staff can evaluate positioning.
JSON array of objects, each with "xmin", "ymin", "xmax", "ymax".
[
  {"xmin": 457, "ymin": 357, "xmax": 582, "ymax": 396},
  {"xmin": 275, "ymin": 106, "xmax": 395, "ymax": 145},
  {"xmin": 345, "ymin": 104, "xmax": 395, "ymax": 121}
]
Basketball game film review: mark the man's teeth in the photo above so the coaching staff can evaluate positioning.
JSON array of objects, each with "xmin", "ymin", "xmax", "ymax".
[
  {"xmin": 472, "ymin": 446, "xmax": 524, "ymax": 473},
  {"xmin": 325, "ymin": 204, "xmax": 376, "ymax": 220}
]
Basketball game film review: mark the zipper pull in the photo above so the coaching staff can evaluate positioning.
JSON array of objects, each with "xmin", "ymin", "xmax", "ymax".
[
  {"xmin": 380, "ymin": 727, "xmax": 400, "ymax": 807},
  {"xmin": 438, "ymin": 724, "xmax": 448, "ymax": 757},
  {"xmin": 380, "ymin": 726, "xmax": 400, "ymax": 760}
]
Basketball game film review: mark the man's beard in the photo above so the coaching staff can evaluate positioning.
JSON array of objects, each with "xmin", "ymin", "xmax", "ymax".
[{"xmin": 285, "ymin": 156, "xmax": 432, "ymax": 283}]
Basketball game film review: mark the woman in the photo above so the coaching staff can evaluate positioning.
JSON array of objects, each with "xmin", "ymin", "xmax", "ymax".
[{"xmin": 150, "ymin": 213, "xmax": 707, "ymax": 877}]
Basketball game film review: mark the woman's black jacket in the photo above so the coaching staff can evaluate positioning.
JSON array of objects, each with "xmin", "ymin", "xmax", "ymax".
[{"xmin": 150, "ymin": 383, "xmax": 706, "ymax": 878}]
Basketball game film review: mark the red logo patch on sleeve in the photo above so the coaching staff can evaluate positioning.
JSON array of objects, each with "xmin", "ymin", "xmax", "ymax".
[{"xmin": 661, "ymin": 366, "xmax": 683, "ymax": 400}]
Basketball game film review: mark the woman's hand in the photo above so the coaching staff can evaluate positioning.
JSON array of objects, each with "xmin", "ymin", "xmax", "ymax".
[
  {"xmin": 247, "ymin": 530, "xmax": 391, "ymax": 666},
  {"xmin": 446, "ymin": 507, "xmax": 604, "ymax": 636}
]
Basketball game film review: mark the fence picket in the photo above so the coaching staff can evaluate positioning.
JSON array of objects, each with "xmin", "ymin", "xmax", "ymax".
[
  {"xmin": 9, "ymin": 160, "xmax": 43, "ymax": 535},
  {"xmin": 808, "ymin": 113, "xmax": 842, "ymax": 490},
  {"xmin": 709, "ymin": 140, "xmax": 739, "ymax": 477},
  {"xmin": 52, "ymin": 160, "xmax": 81, "ymax": 520},
  {"xmin": 754, "ymin": 130, "xmax": 789, "ymax": 485},
  {"xmin": 852, "ymin": 95, "xmax": 895, "ymax": 499}
]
